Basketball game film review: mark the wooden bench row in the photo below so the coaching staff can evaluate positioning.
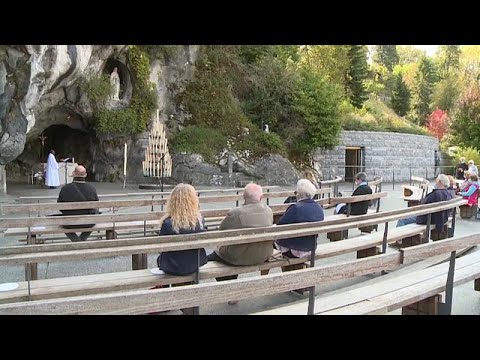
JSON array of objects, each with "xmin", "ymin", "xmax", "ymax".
[
  {"xmin": 0, "ymin": 197, "xmax": 465, "ymax": 295},
  {"xmin": 258, "ymin": 236, "xmax": 480, "ymax": 315},
  {"xmin": 0, "ymin": 230, "xmax": 476, "ymax": 315}
]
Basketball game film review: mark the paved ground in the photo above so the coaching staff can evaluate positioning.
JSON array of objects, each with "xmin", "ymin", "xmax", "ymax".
[{"xmin": 0, "ymin": 181, "xmax": 479, "ymax": 315}]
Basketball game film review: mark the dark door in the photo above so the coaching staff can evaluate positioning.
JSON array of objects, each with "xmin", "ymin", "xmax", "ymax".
[{"xmin": 345, "ymin": 147, "xmax": 362, "ymax": 182}]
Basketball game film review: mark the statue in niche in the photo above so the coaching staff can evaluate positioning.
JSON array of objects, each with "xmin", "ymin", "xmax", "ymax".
[{"xmin": 110, "ymin": 67, "xmax": 120, "ymax": 101}]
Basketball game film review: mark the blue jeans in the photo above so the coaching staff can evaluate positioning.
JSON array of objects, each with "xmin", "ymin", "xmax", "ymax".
[{"xmin": 396, "ymin": 217, "xmax": 417, "ymax": 227}]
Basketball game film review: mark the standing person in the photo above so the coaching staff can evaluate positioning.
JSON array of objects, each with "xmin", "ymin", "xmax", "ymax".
[
  {"xmin": 45, "ymin": 150, "xmax": 60, "ymax": 189},
  {"xmin": 156, "ymin": 183, "xmax": 208, "ymax": 314},
  {"xmin": 468, "ymin": 160, "xmax": 478, "ymax": 175},
  {"xmin": 455, "ymin": 157, "xmax": 468, "ymax": 180},
  {"xmin": 57, "ymin": 165, "xmax": 99, "ymax": 242}
]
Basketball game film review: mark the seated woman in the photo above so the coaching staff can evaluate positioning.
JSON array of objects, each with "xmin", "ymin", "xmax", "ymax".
[
  {"xmin": 155, "ymin": 183, "xmax": 207, "ymax": 314},
  {"xmin": 458, "ymin": 173, "xmax": 480, "ymax": 207},
  {"xmin": 274, "ymin": 179, "xmax": 324, "ymax": 294},
  {"xmin": 459, "ymin": 171, "xmax": 472, "ymax": 192}
]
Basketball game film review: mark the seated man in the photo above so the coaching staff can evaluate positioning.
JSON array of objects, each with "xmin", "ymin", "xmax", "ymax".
[
  {"xmin": 397, "ymin": 174, "xmax": 453, "ymax": 229},
  {"xmin": 207, "ymin": 183, "xmax": 274, "ymax": 287},
  {"xmin": 57, "ymin": 165, "xmax": 99, "ymax": 242},
  {"xmin": 335, "ymin": 172, "xmax": 372, "ymax": 215}
]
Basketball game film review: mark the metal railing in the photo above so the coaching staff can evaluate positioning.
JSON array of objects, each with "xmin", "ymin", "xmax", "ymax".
[{"xmin": 325, "ymin": 165, "xmax": 457, "ymax": 190}]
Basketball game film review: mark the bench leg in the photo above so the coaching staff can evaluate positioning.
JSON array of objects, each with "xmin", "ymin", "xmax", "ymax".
[
  {"xmin": 400, "ymin": 234, "xmax": 423, "ymax": 248},
  {"xmin": 24, "ymin": 263, "xmax": 38, "ymax": 281},
  {"xmin": 106, "ymin": 230, "xmax": 117, "ymax": 240},
  {"xmin": 402, "ymin": 294, "xmax": 441, "ymax": 315},
  {"xmin": 24, "ymin": 234, "xmax": 38, "ymax": 280},
  {"xmin": 132, "ymin": 254, "xmax": 148, "ymax": 270},
  {"xmin": 357, "ymin": 246, "xmax": 381, "ymax": 259},
  {"xmin": 359, "ymin": 225, "xmax": 376, "ymax": 233},
  {"xmin": 474, "ymin": 279, "xmax": 480, "ymax": 292},
  {"xmin": 431, "ymin": 226, "xmax": 448, "ymax": 242},
  {"xmin": 327, "ymin": 230, "xmax": 348, "ymax": 242}
]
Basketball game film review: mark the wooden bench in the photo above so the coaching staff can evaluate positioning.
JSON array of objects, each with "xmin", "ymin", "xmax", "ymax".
[
  {"xmin": 0, "ymin": 198, "xmax": 465, "ymax": 306},
  {"xmin": 312, "ymin": 238, "xmax": 480, "ymax": 315},
  {"xmin": 15, "ymin": 186, "xmax": 282, "ymax": 203},
  {"xmin": 326, "ymin": 192, "xmax": 387, "ymax": 243},
  {"xmin": 0, "ymin": 228, "xmax": 475, "ymax": 315},
  {"xmin": 0, "ymin": 222, "xmax": 431, "ymax": 305},
  {"xmin": 402, "ymin": 176, "xmax": 429, "ymax": 207}
]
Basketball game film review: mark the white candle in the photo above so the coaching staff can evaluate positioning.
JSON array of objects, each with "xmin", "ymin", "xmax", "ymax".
[{"xmin": 123, "ymin": 143, "xmax": 127, "ymax": 176}]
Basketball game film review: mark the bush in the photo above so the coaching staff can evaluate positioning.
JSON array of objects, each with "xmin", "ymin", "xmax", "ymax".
[
  {"xmin": 452, "ymin": 147, "xmax": 480, "ymax": 166},
  {"xmin": 88, "ymin": 45, "xmax": 158, "ymax": 135},
  {"xmin": 80, "ymin": 74, "xmax": 112, "ymax": 109},
  {"xmin": 170, "ymin": 126, "xmax": 226, "ymax": 163}
]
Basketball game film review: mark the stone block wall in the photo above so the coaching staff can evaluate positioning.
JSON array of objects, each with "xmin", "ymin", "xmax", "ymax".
[{"xmin": 313, "ymin": 131, "xmax": 441, "ymax": 182}]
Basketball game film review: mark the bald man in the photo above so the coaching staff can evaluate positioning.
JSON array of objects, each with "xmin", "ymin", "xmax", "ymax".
[
  {"xmin": 57, "ymin": 165, "xmax": 99, "ymax": 242},
  {"xmin": 208, "ymin": 183, "xmax": 274, "ymax": 267}
]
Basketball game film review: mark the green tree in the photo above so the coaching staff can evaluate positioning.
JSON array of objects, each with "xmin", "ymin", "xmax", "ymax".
[
  {"xmin": 411, "ymin": 56, "xmax": 437, "ymax": 125},
  {"xmin": 347, "ymin": 45, "xmax": 369, "ymax": 108},
  {"xmin": 291, "ymin": 69, "xmax": 342, "ymax": 159},
  {"xmin": 432, "ymin": 75, "xmax": 460, "ymax": 112},
  {"xmin": 436, "ymin": 45, "xmax": 461, "ymax": 79},
  {"xmin": 298, "ymin": 45, "xmax": 350, "ymax": 93},
  {"xmin": 391, "ymin": 74, "xmax": 411, "ymax": 116},
  {"xmin": 450, "ymin": 85, "xmax": 480, "ymax": 150},
  {"xmin": 373, "ymin": 45, "xmax": 399, "ymax": 72},
  {"xmin": 397, "ymin": 45, "xmax": 425, "ymax": 65}
]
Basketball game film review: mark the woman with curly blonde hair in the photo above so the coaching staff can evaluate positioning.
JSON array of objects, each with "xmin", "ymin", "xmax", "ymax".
[{"xmin": 157, "ymin": 183, "xmax": 207, "ymax": 276}]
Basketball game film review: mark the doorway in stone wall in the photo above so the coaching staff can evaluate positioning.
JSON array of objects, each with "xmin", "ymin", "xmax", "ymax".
[{"xmin": 345, "ymin": 146, "xmax": 365, "ymax": 182}]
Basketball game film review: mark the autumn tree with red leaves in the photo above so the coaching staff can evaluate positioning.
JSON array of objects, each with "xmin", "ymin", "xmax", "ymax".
[{"xmin": 426, "ymin": 108, "xmax": 448, "ymax": 140}]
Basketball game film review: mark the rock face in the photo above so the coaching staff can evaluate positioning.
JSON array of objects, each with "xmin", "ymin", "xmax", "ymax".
[
  {"xmin": 0, "ymin": 45, "xmax": 201, "ymax": 184},
  {"xmin": 1, "ymin": 45, "xmax": 302, "ymax": 187},
  {"xmin": 171, "ymin": 153, "xmax": 300, "ymax": 186}
]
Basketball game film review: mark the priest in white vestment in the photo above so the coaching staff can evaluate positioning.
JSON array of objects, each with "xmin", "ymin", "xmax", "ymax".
[{"xmin": 45, "ymin": 150, "xmax": 60, "ymax": 188}]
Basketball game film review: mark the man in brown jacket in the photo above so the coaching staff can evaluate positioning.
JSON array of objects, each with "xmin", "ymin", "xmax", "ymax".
[{"xmin": 208, "ymin": 183, "xmax": 274, "ymax": 266}]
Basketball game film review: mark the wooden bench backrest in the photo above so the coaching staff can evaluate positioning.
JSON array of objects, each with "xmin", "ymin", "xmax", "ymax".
[
  {"xmin": 2, "ymin": 188, "xmax": 334, "ymax": 215},
  {"xmin": 0, "ymin": 198, "xmax": 466, "ymax": 265},
  {"xmin": 15, "ymin": 186, "xmax": 281, "ymax": 203}
]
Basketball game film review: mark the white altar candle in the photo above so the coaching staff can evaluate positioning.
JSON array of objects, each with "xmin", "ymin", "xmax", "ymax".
[{"xmin": 124, "ymin": 143, "xmax": 127, "ymax": 176}]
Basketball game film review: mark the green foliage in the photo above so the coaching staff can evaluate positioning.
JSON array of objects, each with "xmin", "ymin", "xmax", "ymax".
[
  {"xmin": 452, "ymin": 147, "xmax": 480, "ymax": 166},
  {"xmin": 141, "ymin": 45, "xmax": 178, "ymax": 63},
  {"xmin": 436, "ymin": 45, "xmax": 461, "ymax": 79},
  {"xmin": 411, "ymin": 56, "xmax": 438, "ymax": 125},
  {"xmin": 450, "ymin": 85, "xmax": 480, "ymax": 150},
  {"xmin": 80, "ymin": 74, "xmax": 113, "ymax": 109},
  {"xmin": 170, "ymin": 126, "xmax": 225, "ymax": 163},
  {"xmin": 347, "ymin": 45, "xmax": 369, "ymax": 108},
  {"xmin": 93, "ymin": 45, "xmax": 158, "ymax": 134},
  {"xmin": 291, "ymin": 70, "xmax": 342, "ymax": 157},
  {"xmin": 298, "ymin": 45, "xmax": 350, "ymax": 93},
  {"xmin": 373, "ymin": 45, "xmax": 399, "ymax": 72},
  {"xmin": 391, "ymin": 74, "xmax": 411, "ymax": 116},
  {"xmin": 432, "ymin": 75, "xmax": 460, "ymax": 112},
  {"xmin": 235, "ymin": 128, "xmax": 287, "ymax": 158},
  {"xmin": 241, "ymin": 53, "xmax": 298, "ymax": 130},
  {"xmin": 397, "ymin": 46, "xmax": 425, "ymax": 65},
  {"xmin": 340, "ymin": 98, "xmax": 427, "ymax": 135}
]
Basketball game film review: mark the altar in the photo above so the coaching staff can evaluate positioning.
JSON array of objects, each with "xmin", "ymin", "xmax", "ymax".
[{"xmin": 41, "ymin": 161, "xmax": 78, "ymax": 186}]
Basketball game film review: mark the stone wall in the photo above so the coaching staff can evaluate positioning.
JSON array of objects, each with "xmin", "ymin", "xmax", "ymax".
[{"xmin": 313, "ymin": 131, "xmax": 440, "ymax": 182}]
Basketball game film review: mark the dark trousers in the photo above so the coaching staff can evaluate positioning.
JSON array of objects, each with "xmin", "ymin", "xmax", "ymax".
[
  {"xmin": 63, "ymin": 224, "xmax": 94, "ymax": 242},
  {"xmin": 65, "ymin": 231, "xmax": 93, "ymax": 242},
  {"xmin": 207, "ymin": 252, "xmax": 238, "ymax": 281}
]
